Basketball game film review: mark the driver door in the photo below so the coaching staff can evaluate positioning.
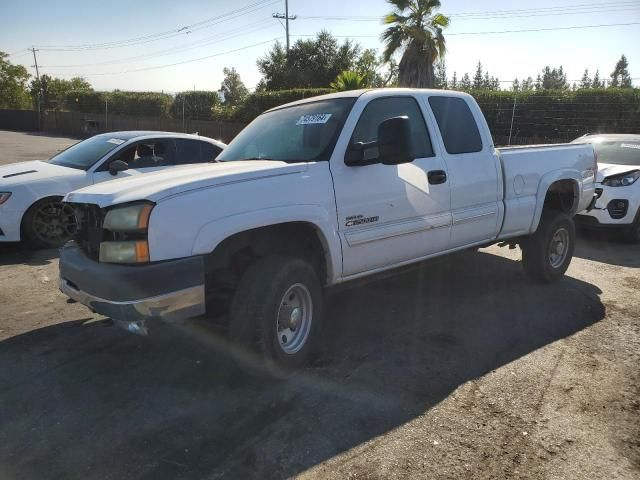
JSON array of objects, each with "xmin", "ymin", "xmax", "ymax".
[
  {"xmin": 331, "ymin": 95, "xmax": 452, "ymax": 277},
  {"xmin": 91, "ymin": 138, "xmax": 176, "ymax": 184}
]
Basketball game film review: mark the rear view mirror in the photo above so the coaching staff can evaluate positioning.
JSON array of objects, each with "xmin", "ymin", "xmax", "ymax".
[
  {"xmin": 378, "ymin": 116, "xmax": 413, "ymax": 165},
  {"xmin": 108, "ymin": 160, "xmax": 129, "ymax": 176}
]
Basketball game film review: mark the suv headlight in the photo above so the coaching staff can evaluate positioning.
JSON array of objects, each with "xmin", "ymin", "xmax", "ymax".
[
  {"xmin": 602, "ymin": 170, "xmax": 640, "ymax": 187},
  {"xmin": 99, "ymin": 202, "xmax": 153, "ymax": 264}
]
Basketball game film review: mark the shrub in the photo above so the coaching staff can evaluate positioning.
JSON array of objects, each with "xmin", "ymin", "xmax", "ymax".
[
  {"xmin": 170, "ymin": 91, "xmax": 221, "ymax": 120},
  {"xmin": 63, "ymin": 90, "xmax": 172, "ymax": 116},
  {"xmin": 213, "ymin": 88, "xmax": 333, "ymax": 122}
]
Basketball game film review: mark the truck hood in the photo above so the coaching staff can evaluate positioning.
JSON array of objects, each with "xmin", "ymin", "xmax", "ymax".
[
  {"xmin": 597, "ymin": 162, "xmax": 640, "ymax": 183},
  {"xmin": 0, "ymin": 160, "xmax": 82, "ymax": 187},
  {"xmin": 64, "ymin": 161, "xmax": 307, "ymax": 208}
]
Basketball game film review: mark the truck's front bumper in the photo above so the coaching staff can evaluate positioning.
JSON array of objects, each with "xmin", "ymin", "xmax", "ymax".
[{"xmin": 59, "ymin": 243, "xmax": 206, "ymax": 330}]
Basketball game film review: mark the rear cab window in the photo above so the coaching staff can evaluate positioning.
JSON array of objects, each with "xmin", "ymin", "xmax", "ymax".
[{"xmin": 428, "ymin": 96, "xmax": 483, "ymax": 154}]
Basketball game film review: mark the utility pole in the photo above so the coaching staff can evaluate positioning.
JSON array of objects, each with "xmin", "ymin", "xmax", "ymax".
[
  {"xmin": 31, "ymin": 47, "xmax": 42, "ymax": 130},
  {"xmin": 273, "ymin": 0, "xmax": 296, "ymax": 53}
]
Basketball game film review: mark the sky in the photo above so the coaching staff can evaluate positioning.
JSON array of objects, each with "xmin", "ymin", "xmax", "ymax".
[{"xmin": 1, "ymin": 0, "xmax": 639, "ymax": 92}]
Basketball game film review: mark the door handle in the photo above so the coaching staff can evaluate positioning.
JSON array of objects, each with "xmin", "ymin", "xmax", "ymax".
[{"xmin": 428, "ymin": 170, "xmax": 447, "ymax": 185}]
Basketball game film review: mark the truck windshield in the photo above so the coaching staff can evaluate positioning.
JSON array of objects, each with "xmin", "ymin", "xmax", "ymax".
[
  {"xmin": 49, "ymin": 135, "xmax": 125, "ymax": 170},
  {"xmin": 217, "ymin": 98, "xmax": 355, "ymax": 163},
  {"xmin": 590, "ymin": 140, "xmax": 640, "ymax": 166}
]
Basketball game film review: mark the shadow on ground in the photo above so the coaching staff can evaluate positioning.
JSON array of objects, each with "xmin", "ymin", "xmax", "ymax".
[
  {"xmin": 575, "ymin": 231, "xmax": 640, "ymax": 268},
  {"xmin": 0, "ymin": 250, "xmax": 604, "ymax": 479},
  {"xmin": 0, "ymin": 242, "xmax": 59, "ymax": 267}
]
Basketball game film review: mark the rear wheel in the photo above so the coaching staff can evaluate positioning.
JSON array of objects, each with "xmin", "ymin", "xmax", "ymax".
[
  {"xmin": 228, "ymin": 255, "xmax": 323, "ymax": 373},
  {"xmin": 22, "ymin": 198, "xmax": 77, "ymax": 248},
  {"xmin": 521, "ymin": 211, "xmax": 575, "ymax": 283}
]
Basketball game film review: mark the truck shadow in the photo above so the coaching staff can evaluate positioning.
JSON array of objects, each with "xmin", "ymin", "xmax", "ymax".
[
  {"xmin": 574, "ymin": 232, "xmax": 640, "ymax": 268},
  {"xmin": 0, "ymin": 250, "xmax": 604, "ymax": 480},
  {"xmin": 0, "ymin": 242, "xmax": 59, "ymax": 267}
]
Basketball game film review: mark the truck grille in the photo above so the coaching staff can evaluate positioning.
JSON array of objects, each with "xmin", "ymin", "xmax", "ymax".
[{"xmin": 71, "ymin": 203, "xmax": 105, "ymax": 260}]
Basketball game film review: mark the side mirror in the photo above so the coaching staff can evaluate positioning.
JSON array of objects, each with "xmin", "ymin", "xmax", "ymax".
[
  {"xmin": 377, "ymin": 116, "xmax": 413, "ymax": 165},
  {"xmin": 108, "ymin": 159, "xmax": 129, "ymax": 176}
]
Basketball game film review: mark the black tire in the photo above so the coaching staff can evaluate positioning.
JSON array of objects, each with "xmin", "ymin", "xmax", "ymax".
[
  {"xmin": 521, "ymin": 211, "xmax": 575, "ymax": 283},
  {"xmin": 22, "ymin": 197, "xmax": 77, "ymax": 248},
  {"xmin": 622, "ymin": 211, "xmax": 640, "ymax": 244},
  {"xmin": 228, "ymin": 255, "xmax": 323, "ymax": 373}
]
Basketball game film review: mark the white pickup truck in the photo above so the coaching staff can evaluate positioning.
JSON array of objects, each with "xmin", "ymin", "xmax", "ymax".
[{"xmin": 59, "ymin": 89, "xmax": 597, "ymax": 369}]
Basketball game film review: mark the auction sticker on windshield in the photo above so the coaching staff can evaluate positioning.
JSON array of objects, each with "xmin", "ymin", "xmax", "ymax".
[
  {"xmin": 107, "ymin": 138, "xmax": 126, "ymax": 145},
  {"xmin": 296, "ymin": 113, "xmax": 332, "ymax": 125}
]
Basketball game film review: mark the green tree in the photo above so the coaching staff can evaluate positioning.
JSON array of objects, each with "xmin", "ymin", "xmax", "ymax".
[
  {"xmin": 30, "ymin": 74, "xmax": 92, "ymax": 109},
  {"xmin": 512, "ymin": 78, "xmax": 520, "ymax": 91},
  {"xmin": 473, "ymin": 62, "xmax": 483, "ymax": 89},
  {"xmin": 592, "ymin": 69, "xmax": 605, "ymax": 88},
  {"xmin": 580, "ymin": 69, "xmax": 591, "ymax": 89},
  {"xmin": 434, "ymin": 59, "xmax": 447, "ymax": 89},
  {"xmin": 521, "ymin": 77, "xmax": 534, "ymax": 91},
  {"xmin": 354, "ymin": 48, "xmax": 399, "ymax": 87},
  {"xmin": 219, "ymin": 67, "xmax": 248, "ymax": 106},
  {"xmin": 450, "ymin": 71, "xmax": 458, "ymax": 89},
  {"xmin": 0, "ymin": 52, "xmax": 31, "ymax": 109},
  {"xmin": 610, "ymin": 54, "xmax": 632, "ymax": 88},
  {"xmin": 537, "ymin": 66, "xmax": 568, "ymax": 90},
  {"xmin": 330, "ymin": 71, "xmax": 367, "ymax": 91},
  {"xmin": 459, "ymin": 72, "xmax": 471, "ymax": 90},
  {"xmin": 257, "ymin": 31, "xmax": 359, "ymax": 90},
  {"xmin": 381, "ymin": 0, "xmax": 450, "ymax": 88}
]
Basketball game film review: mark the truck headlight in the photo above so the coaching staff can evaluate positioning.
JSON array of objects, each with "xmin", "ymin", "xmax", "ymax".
[
  {"xmin": 99, "ymin": 240, "xmax": 149, "ymax": 263},
  {"xmin": 100, "ymin": 202, "xmax": 153, "ymax": 264},
  {"xmin": 103, "ymin": 202, "xmax": 153, "ymax": 232},
  {"xmin": 602, "ymin": 170, "xmax": 640, "ymax": 187}
]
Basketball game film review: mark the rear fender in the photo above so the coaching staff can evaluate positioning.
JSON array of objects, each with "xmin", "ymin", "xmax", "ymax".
[{"xmin": 530, "ymin": 170, "xmax": 581, "ymax": 232}]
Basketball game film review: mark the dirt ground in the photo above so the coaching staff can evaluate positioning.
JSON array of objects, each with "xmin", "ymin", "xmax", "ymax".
[{"xmin": 0, "ymin": 130, "xmax": 638, "ymax": 480}]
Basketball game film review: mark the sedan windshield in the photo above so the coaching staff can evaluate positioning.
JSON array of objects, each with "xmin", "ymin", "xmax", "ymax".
[
  {"xmin": 49, "ymin": 135, "xmax": 126, "ymax": 170},
  {"xmin": 217, "ymin": 98, "xmax": 355, "ymax": 163},
  {"xmin": 589, "ymin": 140, "xmax": 640, "ymax": 166}
]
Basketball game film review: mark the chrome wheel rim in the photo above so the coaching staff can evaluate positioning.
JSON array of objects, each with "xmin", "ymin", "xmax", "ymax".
[
  {"xmin": 276, "ymin": 283, "xmax": 313, "ymax": 355},
  {"xmin": 548, "ymin": 227, "xmax": 570, "ymax": 268},
  {"xmin": 32, "ymin": 201, "xmax": 77, "ymax": 245}
]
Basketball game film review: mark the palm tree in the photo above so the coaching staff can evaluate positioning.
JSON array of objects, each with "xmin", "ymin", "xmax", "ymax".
[
  {"xmin": 382, "ymin": 0, "xmax": 450, "ymax": 88},
  {"xmin": 330, "ymin": 71, "xmax": 367, "ymax": 91}
]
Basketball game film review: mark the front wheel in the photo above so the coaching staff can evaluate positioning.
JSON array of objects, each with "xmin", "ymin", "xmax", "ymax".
[
  {"xmin": 521, "ymin": 211, "xmax": 575, "ymax": 283},
  {"xmin": 22, "ymin": 198, "xmax": 77, "ymax": 248},
  {"xmin": 228, "ymin": 255, "xmax": 323, "ymax": 372}
]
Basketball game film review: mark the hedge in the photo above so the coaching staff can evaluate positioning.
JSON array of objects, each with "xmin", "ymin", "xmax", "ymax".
[
  {"xmin": 471, "ymin": 88, "xmax": 640, "ymax": 143},
  {"xmin": 170, "ymin": 91, "xmax": 221, "ymax": 120},
  {"xmin": 63, "ymin": 90, "xmax": 173, "ymax": 117},
  {"xmin": 212, "ymin": 88, "xmax": 334, "ymax": 122}
]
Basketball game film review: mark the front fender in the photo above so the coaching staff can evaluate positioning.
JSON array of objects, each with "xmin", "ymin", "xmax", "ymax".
[{"xmin": 191, "ymin": 204, "xmax": 342, "ymax": 284}]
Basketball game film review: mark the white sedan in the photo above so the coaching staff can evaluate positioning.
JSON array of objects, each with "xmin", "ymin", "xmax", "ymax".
[
  {"xmin": 574, "ymin": 134, "xmax": 640, "ymax": 242},
  {"xmin": 0, "ymin": 131, "xmax": 225, "ymax": 247}
]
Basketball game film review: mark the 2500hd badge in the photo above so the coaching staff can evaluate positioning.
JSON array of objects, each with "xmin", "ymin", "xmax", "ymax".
[{"xmin": 345, "ymin": 214, "xmax": 380, "ymax": 227}]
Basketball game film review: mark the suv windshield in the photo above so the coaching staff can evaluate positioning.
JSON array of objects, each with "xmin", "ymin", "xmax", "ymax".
[
  {"xmin": 217, "ymin": 98, "xmax": 355, "ymax": 163},
  {"xmin": 49, "ymin": 135, "xmax": 126, "ymax": 170},
  {"xmin": 586, "ymin": 139, "xmax": 640, "ymax": 166}
]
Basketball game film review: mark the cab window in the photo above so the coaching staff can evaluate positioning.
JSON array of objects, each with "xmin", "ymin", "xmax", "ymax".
[{"xmin": 351, "ymin": 96, "xmax": 434, "ymax": 162}]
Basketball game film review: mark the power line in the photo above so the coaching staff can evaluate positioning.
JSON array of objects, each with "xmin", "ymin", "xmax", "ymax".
[
  {"xmin": 296, "ymin": 1, "xmax": 640, "ymax": 21},
  {"xmin": 74, "ymin": 37, "xmax": 282, "ymax": 76},
  {"xmin": 292, "ymin": 21, "xmax": 640, "ymax": 38},
  {"xmin": 40, "ymin": 21, "xmax": 279, "ymax": 69},
  {"xmin": 272, "ymin": 0, "xmax": 297, "ymax": 52},
  {"xmin": 34, "ymin": 0, "xmax": 279, "ymax": 51}
]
